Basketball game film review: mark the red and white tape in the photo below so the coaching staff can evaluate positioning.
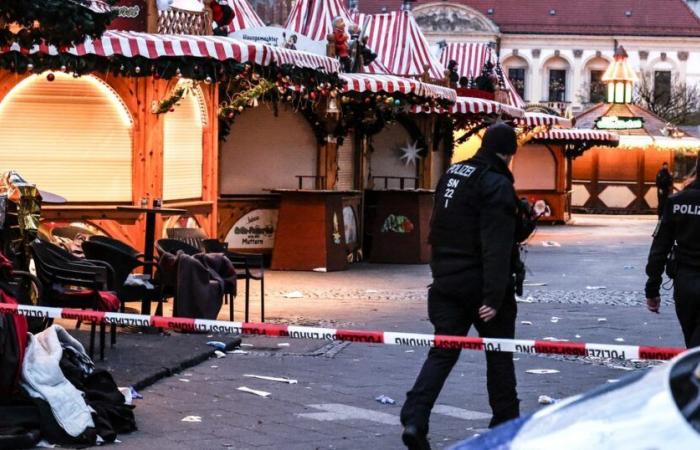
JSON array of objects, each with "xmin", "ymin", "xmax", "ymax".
[{"xmin": 0, "ymin": 303, "xmax": 684, "ymax": 361}]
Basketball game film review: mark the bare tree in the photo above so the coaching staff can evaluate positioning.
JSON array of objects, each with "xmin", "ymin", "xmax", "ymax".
[{"xmin": 635, "ymin": 70, "xmax": 700, "ymax": 125}]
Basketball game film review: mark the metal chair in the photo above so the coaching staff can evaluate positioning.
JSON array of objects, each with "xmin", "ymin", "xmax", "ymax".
[
  {"xmin": 82, "ymin": 239, "xmax": 164, "ymax": 316},
  {"xmin": 202, "ymin": 239, "xmax": 265, "ymax": 323}
]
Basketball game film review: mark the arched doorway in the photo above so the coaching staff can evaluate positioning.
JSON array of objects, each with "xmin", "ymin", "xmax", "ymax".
[{"xmin": 0, "ymin": 73, "xmax": 133, "ymax": 202}]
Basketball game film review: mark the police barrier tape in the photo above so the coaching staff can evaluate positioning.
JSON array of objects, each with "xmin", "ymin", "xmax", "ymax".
[{"xmin": 0, "ymin": 303, "xmax": 685, "ymax": 361}]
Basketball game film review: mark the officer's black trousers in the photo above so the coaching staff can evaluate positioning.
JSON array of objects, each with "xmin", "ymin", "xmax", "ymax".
[
  {"xmin": 400, "ymin": 287, "xmax": 520, "ymax": 434},
  {"xmin": 674, "ymin": 267, "xmax": 700, "ymax": 348}
]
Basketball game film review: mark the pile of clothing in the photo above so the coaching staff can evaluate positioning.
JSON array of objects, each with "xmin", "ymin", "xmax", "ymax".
[{"xmin": 0, "ymin": 322, "xmax": 137, "ymax": 449}]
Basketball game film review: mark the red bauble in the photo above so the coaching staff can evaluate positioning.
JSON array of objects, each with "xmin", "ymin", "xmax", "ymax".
[{"xmin": 46, "ymin": 73, "xmax": 55, "ymax": 82}]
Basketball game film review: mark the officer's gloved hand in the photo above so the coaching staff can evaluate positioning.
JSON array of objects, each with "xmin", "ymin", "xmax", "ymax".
[
  {"xmin": 647, "ymin": 297, "xmax": 661, "ymax": 314},
  {"xmin": 479, "ymin": 305, "xmax": 497, "ymax": 322}
]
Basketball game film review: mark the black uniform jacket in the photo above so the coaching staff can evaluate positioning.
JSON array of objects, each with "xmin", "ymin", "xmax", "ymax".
[
  {"xmin": 645, "ymin": 181, "xmax": 700, "ymax": 298},
  {"xmin": 429, "ymin": 152, "xmax": 517, "ymax": 310}
]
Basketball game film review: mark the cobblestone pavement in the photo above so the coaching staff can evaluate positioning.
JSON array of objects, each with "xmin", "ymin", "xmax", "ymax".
[{"xmin": 116, "ymin": 215, "xmax": 687, "ymax": 449}]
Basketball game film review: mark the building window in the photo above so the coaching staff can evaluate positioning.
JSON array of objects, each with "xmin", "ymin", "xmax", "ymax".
[
  {"xmin": 548, "ymin": 69, "xmax": 567, "ymax": 102},
  {"xmin": 508, "ymin": 68, "xmax": 526, "ymax": 99},
  {"xmin": 589, "ymin": 70, "xmax": 606, "ymax": 103},
  {"xmin": 654, "ymin": 70, "xmax": 672, "ymax": 105}
]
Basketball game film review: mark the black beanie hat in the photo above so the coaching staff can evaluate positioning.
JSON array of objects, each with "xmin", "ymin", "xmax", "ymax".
[{"xmin": 480, "ymin": 123, "xmax": 518, "ymax": 156}]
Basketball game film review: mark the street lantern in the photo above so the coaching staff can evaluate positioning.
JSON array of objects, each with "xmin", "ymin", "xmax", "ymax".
[{"xmin": 602, "ymin": 46, "xmax": 638, "ymax": 104}]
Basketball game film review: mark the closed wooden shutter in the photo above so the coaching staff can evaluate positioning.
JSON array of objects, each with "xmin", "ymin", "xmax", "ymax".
[
  {"xmin": 163, "ymin": 87, "xmax": 204, "ymax": 200},
  {"xmin": 336, "ymin": 133, "xmax": 355, "ymax": 190},
  {"xmin": 0, "ymin": 73, "xmax": 133, "ymax": 202}
]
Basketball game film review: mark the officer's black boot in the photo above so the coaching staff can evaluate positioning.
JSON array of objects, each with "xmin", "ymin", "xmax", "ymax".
[{"xmin": 402, "ymin": 425, "xmax": 431, "ymax": 450}]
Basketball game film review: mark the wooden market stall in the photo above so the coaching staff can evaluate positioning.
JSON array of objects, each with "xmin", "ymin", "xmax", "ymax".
[
  {"xmin": 572, "ymin": 46, "xmax": 700, "ymax": 213},
  {"xmin": 515, "ymin": 128, "xmax": 619, "ymax": 223},
  {"xmin": 0, "ymin": 4, "xmax": 339, "ymax": 258}
]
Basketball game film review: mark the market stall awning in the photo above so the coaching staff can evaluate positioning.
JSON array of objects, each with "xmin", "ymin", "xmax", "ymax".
[
  {"xmin": 2, "ymin": 30, "xmax": 341, "ymax": 73},
  {"xmin": 340, "ymin": 73, "xmax": 456, "ymax": 102},
  {"xmin": 616, "ymin": 135, "xmax": 700, "ymax": 151},
  {"xmin": 225, "ymin": 0, "xmax": 265, "ymax": 32},
  {"xmin": 517, "ymin": 112, "xmax": 573, "ymax": 128},
  {"xmin": 533, "ymin": 129, "xmax": 619, "ymax": 145},
  {"xmin": 82, "ymin": 0, "xmax": 112, "ymax": 14},
  {"xmin": 351, "ymin": 10, "xmax": 445, "ymax": 80},
  {"xmin": 438, "ymin": 42, "xmax": 526, "ymax": 109},
  {"xmin": 412, "ymin": 96, "xmax": 524, "ymax": 118}
]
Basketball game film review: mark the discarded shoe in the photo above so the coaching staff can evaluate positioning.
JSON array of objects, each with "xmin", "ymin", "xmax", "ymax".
[{"xmin": 402, "ymin": 425, "xmax": 431, "ymax": 450}]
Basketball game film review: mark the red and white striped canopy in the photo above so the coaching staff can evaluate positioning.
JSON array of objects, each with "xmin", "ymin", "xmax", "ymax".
[
  {"xmin": 353, "ymin": 10, "xmax": 445, "ymax": 80},
  {"xmin": 412, "ymin": 96, "xmax": 524, "ymax": 118},
  {"xmin": 3, "ymin": 30, "xmax": 340, "ymax": 73},
  {"xmin": 340, "ymin": 73, "xmax": 456, "ymax": 102},
  {"xmin": 534, "ymin": 129, "xmax": 619, "ymax": 144},
  {"xmin": 517, "ymin": 112, "xmax": 572, "ymax": 128},
  {"xmin": 82, "ymin": 0, "xmax": 112, "ymax": 14},
  {"xmin": 285, "ymin": 0, "xmax": 353, "ymax": 42},
  {"xmin": 225, "ymin": 0, "xmax": 265, "ymax": 33},
  {"xmin": 439, "ymin": 42, "xmax": 526, "ymax": 109}
]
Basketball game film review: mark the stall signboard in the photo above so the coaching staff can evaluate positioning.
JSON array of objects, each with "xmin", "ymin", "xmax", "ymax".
[
  {"xmin": 229, "ymin": 27, "xmax": 327, "ymax": 56},
  {"xmin": 594, "ymin": 116, "xmax": 644, "ymax": 130},
  {"xmin": 109, "ymin": 0, "xmax": 148, "ymax": 31},
  {"xmin": 225, "ymin": 209, "xmax": 279, "ymax": 249}
]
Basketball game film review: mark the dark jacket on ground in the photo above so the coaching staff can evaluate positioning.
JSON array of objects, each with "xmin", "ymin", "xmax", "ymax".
[
  {"xmin": 645, "ymin": 180, "xmax": 700, "ymax": 298},
  {"xmin": 429, "ymin": 151, "xmax": 518, "ymax": 310}
]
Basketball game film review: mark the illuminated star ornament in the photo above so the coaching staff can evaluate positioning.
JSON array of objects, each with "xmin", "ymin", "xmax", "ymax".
[{"xmin": 399, "ymin": 141, "xmax": 423, "ymax": 167}]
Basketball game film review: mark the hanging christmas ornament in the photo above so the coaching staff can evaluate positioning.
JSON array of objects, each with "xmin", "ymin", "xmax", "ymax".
[{"xmin": 399, "ymin": 141, "xmax": 423, "ymax": 167}]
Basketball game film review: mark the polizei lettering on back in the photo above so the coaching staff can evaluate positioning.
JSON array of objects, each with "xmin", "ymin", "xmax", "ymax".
[
  {"xmin": 673, "ymin": 204, "xmax": 700, "ymax": 216},
  {"xmin": 446, "ymin": 164, "xmax": 476, "ymax": 178}
]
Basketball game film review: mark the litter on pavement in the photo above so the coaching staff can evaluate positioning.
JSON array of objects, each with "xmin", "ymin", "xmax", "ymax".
[
  {"xmin": 214, "ymin": 350, "xmax": 227, "ymax": 358},
  {"xmin": 237, "ymin": 387, "xmax": 272, "ymax": 398},
  {"xmin": 228, "ymin": 350, "xmax": 249, "ymax": 355},
  {"xmin": 181, "ymin": 416, "xmax": 202, "ymax": 423},
  {"xmin": 178, "ymin": 378, "xmax": 190, "ymax": 383},
  {"xmin": 283, "ymin": 291, "xmax": 305, "ymax": 299},
  {"xmin": 375, "ymin": 395, "xmax": 396, "ymax": 405},
  {"xmin": 523, "ymin": 282, "xmax": 548, "ymax": 287},
  {"xmin": 597, "ymin": 318, "xmax": 608, "ymax": 322},
  {"xmin": 520, "ymin": 321, "xmax": 533, "ymax": 325},
  {"xmin": 312, "ymin": 267, "xmax": 327, "ymax": 273},
  {"xmin": 542, "ymin": 337, "xmax": 569, "ymax": 342},
  {"xmin": 277, "ymin": 343, "xmax": 290, "ymax": 347},
  {"xmin": 243, "ymin": 374, "xmax": 298, "ymax": 384},
  {"xmin": 542, "ymin": 241, "xmax": 561, "ymax": 247},
  {"xmin": 615, "ymin": 338, "xmax": 625, "ymax": 342},
  {"xmin": 550, "ymin": 317, "xmax": 560, "ymax": 323},
  {"xmin": 516, "ymin": 296, "xmax": 535, "ymax": 303},
  {"xmin": 538, "ymin": 395, "xmax": 559, "ymax": 405},
  {"xmin": 526, "ymin": 369, "xmax": 561, "ymax": 375},
  {"xmin": 586, "ymin": 286, "xmax": 607, "ymax": 290}
]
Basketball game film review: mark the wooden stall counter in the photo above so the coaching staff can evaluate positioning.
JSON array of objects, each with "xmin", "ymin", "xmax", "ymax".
[
  {"xmin": 270, "ymin": 190, "xmax": 361, "ymax": 272},
  {"xmin": 364, "ymin": 189, "xmax": 434, "ymax": 264}
]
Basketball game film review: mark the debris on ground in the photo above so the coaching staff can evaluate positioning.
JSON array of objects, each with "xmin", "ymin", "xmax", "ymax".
[
  {"xmin": 178, "ymin": 378, "xmax": 190, "ymax": 383},
  {"xmin": 542, "ymin": 337, "xmax": 569, "ymax": 342},
  {"xmin": 312, "ymin": 267, "xmax": 327, "ymax": 273},
  {"xmin": 181, "ymin": 416, "xmax": 202, "ymax": 423},
  {"xmin": 520, "ymin": 321, "xmax": 533, "ymax": 325},
  {"xmin": 228, "ymin": 350, "xmax": 249, "ymax": 355},
  {"xmin": 277, "ymin": 343, "xmax": 290, "ymax": 347},
  {"xmin": 550, "ymin": 317, "xmax": 560, "ymax": 323},
  {"xmin": 524, "ymin": 282, "xmax": 548, "ymax": 287},
  {"xmin": 214, "ymin": 350, "xmax": 227, "ymax": 358},
  {"xmin": 542, "ymin": 241, "xmax": 561, "ymax": 247},
  {"xmin": 375, "ymin": 395, "xmax": 396, "ymax": 405},
  {"xmin": 237, "ymin": 387, "xmax": 271, "ymax": 398},
  {"xmin": 516, "ymin": 296, "xmax": 535, "ymax": 303},
  {"xmin": 614, "ymin": 338, "xmax": 625, "ymax": 342},
  {"xmin": 244, "ymin": 374, "xmax": 298, "ymax": 384},
  {"xmin": 206, "ymin": 341, "xmax": 226, "ymax": 350},
  {"xmin": 597, "ymin": 318, "xmax": 608, "ymax": 323},
  {"xmin": 283, "ymin": 291, "xmax": 305, "ymax": 299},
  {"xmin": 586, "ymin": 286, "xmax": 607, "ymax": 290},
  {"xmin": 538, "ymin": 395, "xmax": 559, "ymax": 405},
  {"xmin": 526, "ymin": 369, "xmax": 560, "ymax": 375},
  {"xmin": 607, "ymin": 379, "xmax": 620, "ymax": 383}
]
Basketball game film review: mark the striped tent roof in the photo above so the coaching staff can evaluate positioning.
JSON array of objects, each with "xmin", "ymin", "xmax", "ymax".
[
  {"xmin": 439, "ymin": 42, "xmax": 526, "ymax": 109},
  {"xmin": 517, "ymin": 112, "xmax": 572, "ymax": 128},
  {"xmin": 225, "ymin": 0, "xmax": 265, "ymax": 32},
  {"xmin": 353, "ymin": 10, "xmax": 445, "ymax": 80},
  {"xmin": 533, "ymin": 129, "xmax": 619, "ymax": 145},
  {"xmin": 340, "ymin": 74, "xmax": 456, "ymax": 102},
  {"xmin": 412, "ymin": 96, "xmax": 524, "ymax": 118},
  {"xmin": 1, "ymin": 30, "xmax": 340, "ymax": 73},
  {"xmin": 285, "ymin": 0, "xmax": 353, "ymax": 42}
]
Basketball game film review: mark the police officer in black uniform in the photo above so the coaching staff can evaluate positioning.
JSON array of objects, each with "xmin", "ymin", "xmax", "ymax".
[
  {"xmin": 646, "ymin": 158, "xmax": 700, "ymax": 348},
  {"xmin": 401, "ymin": 123, "xmax": 531, "ymax": 450}
]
